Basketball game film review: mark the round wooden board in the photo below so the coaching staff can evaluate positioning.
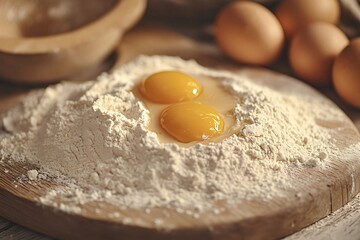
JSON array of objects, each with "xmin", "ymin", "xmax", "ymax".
[{"xmin": 1, "ymin": 26, "xmax": 360, "ymax": 240}]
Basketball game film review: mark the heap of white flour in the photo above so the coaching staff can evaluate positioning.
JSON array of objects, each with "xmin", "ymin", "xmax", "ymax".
[{"xmin": 0, "ymin": 56, "xmax": 345, "ymax": 211}]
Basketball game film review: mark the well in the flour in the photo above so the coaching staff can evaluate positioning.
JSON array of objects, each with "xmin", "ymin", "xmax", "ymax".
[{"xmin": 135, "ymin": 73, "xmax": 237, "ymax": 144}]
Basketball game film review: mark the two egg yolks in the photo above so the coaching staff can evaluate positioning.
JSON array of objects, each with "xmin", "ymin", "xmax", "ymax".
[{"xmin": 139, "ymin": 71, "xmax": 226, "ymax": 143}]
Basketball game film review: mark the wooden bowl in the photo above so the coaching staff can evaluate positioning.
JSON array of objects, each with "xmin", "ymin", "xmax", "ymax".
[{"xmin": 0, "ymin": 0, "xmax": 146, "ymax": 84}]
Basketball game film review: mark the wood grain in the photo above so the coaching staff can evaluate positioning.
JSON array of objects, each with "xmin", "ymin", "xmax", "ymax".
[
  {"xmin": 0, "ymin": 221, "xmax": 49, "ymax": 240},
  {"xmin": 0, "ymin": 26, "xmax": 360, "ymax": 240},
  {"xmin": 288, "ymin": 195, "xmax": 360, "ymax": 240}
]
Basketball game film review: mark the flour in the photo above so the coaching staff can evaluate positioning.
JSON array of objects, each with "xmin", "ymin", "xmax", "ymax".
[
  {"xmin": 0, "ymin": 56, "xmax": 345, "ymax": 213},
  {"xmin": 27, "ymin": 169, "xmax": 38, "ymax": 181}
]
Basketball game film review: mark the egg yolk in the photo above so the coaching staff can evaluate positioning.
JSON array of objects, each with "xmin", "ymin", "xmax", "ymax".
[
  {"xmin": 160, "ymin": 101, "xmax": 224, "ymax": 143},
  {"xmin": 140, "ymin": 71, "xmax": 202, "ymax": 104}
]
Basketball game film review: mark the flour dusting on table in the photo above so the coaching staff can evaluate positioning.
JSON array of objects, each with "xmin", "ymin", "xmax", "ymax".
[{"xmin": 0, "ymin": 56, "xmax": 345, "ymax": 213}]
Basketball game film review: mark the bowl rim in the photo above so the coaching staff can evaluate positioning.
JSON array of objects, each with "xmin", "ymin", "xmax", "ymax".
[{"xmin": 0, "ymin": 0, "xmax": 146, "ymax": 54}]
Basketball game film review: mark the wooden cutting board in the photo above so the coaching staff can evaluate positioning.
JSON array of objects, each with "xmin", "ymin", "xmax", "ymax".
[{"xmin": 0, "ymin": 25, "xmax": 360, "ymax": 240}]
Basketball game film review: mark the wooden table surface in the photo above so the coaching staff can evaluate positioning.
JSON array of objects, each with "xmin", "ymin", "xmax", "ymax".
[{"xmin": 0, "ymin": 23, "xmax": 360, "ymax": 239}]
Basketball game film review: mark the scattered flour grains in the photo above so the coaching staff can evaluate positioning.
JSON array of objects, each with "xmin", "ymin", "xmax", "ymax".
[{"xmin": 0, "ymin": 56, "xmax": 351, "ymax": 212}]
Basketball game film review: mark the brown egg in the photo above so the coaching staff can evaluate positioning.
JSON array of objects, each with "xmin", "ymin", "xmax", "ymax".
[
  {"xmin": 333, "ymin": 38, "xmax": 360, "ymax": 108},
  {"xmin": 289, "ymin": 22, "xmax": 348, "ymax": 86},
  {"xmin": 215, "ymin": 1, "xmax": 284, "ymax": 65},
  {"xmin": 275, "ymin": 0, "xmax": 340, "ymax": 39}
]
